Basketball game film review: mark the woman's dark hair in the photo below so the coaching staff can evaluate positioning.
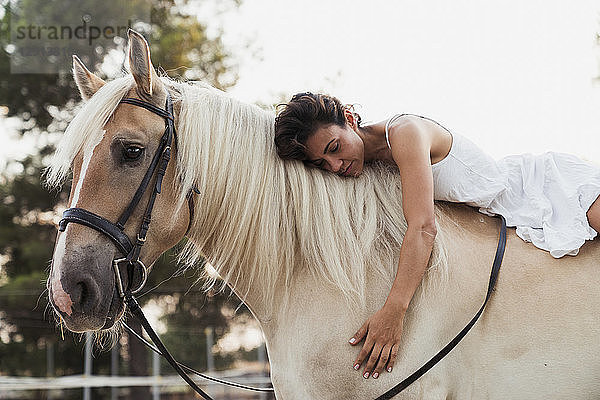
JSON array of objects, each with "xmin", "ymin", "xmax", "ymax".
[{"xmin": 274, "ymin": 92, "xmax": 361, "ymax": 161}]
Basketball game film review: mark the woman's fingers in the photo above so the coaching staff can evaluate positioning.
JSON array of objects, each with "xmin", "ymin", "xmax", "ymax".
[
  {"xmin": 372, "ymin": 344, "xmax": 392, "ymax": 378},
  {"xmin": 349, "ymin": 320, "xmax": 369, "ymax": 345},
  {"xmin": 349, "ymin": 307, "xmax": 404, "ymax": 377},
  {"xmin": 353, "ymin": 338, "xmax": 374, "ymax": 371},
  {"xmin": 386, "ymin": 344, "xmax": 400, "ymax": 373},
  {"xmin": 354, "ymin": 341, "xmax": 399, "ymax": 378},
  {"xmin": 363, "ymin": 343, "xmax": 384, "ymax": 378}
]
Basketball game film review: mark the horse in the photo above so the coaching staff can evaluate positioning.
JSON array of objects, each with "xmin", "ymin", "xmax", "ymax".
[{"xmin": 47, "ymin": 29, "xmax": 600, "ymax": 399}]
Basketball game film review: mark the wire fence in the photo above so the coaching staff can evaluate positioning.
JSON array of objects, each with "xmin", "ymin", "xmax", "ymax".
[
  {"xmin": 0, "ymin": 372, "xmax": 274, "ymax": 399},
  {"xmin": 0, "ymin": 331, "xmax": 274, "ymax": 400}
]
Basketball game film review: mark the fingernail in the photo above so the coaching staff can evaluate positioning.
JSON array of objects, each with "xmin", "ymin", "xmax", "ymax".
[
  {"xmin": 363, "ymin": 371, "xmax": 370, "ymax": 379},
  {"xmin": 349, "ymin": 338, "xmax": 356, "ymax": 344},
  {"xmin": 373, "ymin": 372, "xmax": 379, "ymax": 379},
  {"xmin": 387, "ymin": 367, "xmax": 392, "ymax": 373},
  {"xmin": 353, "ymin": 363, "xmax": 360, "ymax": 370}
]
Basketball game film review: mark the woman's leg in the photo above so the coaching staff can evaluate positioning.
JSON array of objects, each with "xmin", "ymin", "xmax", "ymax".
[{"xmin": 586, "ymin": 194, "xmax": 600, "ymax": 233}]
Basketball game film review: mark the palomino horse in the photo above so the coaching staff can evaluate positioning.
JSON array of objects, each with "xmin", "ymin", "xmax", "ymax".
[{"xmin": 47, "ymin": 30, "xmax": 600, "ymax": 399}]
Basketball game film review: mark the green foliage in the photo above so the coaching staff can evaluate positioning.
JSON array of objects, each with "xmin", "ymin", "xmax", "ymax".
[
  {"xmin": 0, "ymin": 0, "xmax": 75, "ymax": 131},
  {"xmin": 0, "ymin": 0, "xmax": 239, "ymax": 132},
  {"xmin": 158, "ymin": 287, "xmax": 237, "ymax": 372},
  {"xmin": 0, "ymin": 151, "xmax": 61, "ymax": 278}
]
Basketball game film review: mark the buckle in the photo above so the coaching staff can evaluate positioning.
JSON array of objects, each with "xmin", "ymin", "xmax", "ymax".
[{"xmin": 113, "ymin": 257, "xmax": 148, "ymax": 298}]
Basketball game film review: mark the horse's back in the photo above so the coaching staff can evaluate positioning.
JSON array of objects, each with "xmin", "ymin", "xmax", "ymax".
[
  {"xmin": 439, "ymin": 203, "xmax": 600, "ymax": 399},
  {"xmin": 265, "ymin": 203, "xmax": 600, "ymax": 399}
]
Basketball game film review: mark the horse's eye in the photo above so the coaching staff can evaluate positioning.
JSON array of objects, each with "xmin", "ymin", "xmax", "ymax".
[{"xmin": 124, "ymin": 146, "xmax": 144, "ymax": 160}]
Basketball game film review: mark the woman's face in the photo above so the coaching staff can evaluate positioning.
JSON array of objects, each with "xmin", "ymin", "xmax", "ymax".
[{"xmin": 304, "ymin": 122, "xmax": 364, "ymax": 177}]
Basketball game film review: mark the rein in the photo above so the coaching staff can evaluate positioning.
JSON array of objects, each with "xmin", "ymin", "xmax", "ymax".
[
  {"xmin": 375, "ymin": 215, "xmax": 507, "ymax": 399},
  {"xmin": 58, "ymin": 92, "xmax": 506, "ymax": 399}
]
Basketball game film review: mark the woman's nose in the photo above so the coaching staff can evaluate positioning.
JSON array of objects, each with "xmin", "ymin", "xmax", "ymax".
[{"xmin": 329, "ymin": 158, "xmax": 343, "ymax": 173}]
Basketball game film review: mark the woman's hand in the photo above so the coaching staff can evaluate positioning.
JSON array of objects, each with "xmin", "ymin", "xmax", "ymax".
[{"xmin": 349, "ymin": 302, "xmax": 405, "ymax": 379}]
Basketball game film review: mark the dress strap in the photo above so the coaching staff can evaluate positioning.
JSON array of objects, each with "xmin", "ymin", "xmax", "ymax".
[
  {"xmin": 384, "ymin": 113, "xmax": 454, "ymax": 150},
  {"xmin": 384, "ymin": 114, "xmax": 405, "ymax": 149}
]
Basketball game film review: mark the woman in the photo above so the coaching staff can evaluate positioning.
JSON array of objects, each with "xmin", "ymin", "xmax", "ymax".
[{"xmin": 274, "ymin": 92, "xmax": 600, "ymax": 380}]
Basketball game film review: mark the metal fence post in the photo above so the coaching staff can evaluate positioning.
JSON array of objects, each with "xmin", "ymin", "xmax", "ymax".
[
  {"xmin": 111, "ymin": 341, "xmax": 119, "ymax": 400},
  {"xmin": 152, "ymin": 348, "xmax": 161, "ymax": 400},
  {"xmin": 83, "ymin": 332, "xmax": 92, "ymax": 400}
]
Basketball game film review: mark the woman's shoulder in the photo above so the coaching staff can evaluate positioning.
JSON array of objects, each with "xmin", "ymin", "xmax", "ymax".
[
  {"xmin": 385, "ymin": 113, "xmax": 451, "ymax": 154},
  {"xmin": 385, "ymin": 114, "xmax": 427, "ymax": 143},
  {"xmin": 385, "ymin": 113, "xmax": 422, "ymax": 133}
]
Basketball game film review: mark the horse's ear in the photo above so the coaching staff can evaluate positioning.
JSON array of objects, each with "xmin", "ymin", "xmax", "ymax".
[
  {"xmin": 127, "ymin": 28, "xmax": 162, "ymax": 97},
  {"xmin": 72, "ymin": 55, "xmax": 105, "ymax": 101}
]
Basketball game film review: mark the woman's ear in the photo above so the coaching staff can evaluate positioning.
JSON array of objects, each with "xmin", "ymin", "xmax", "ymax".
[{"xmin": 344, "ymin": 108, "xmax": 358, "ymax": 129}]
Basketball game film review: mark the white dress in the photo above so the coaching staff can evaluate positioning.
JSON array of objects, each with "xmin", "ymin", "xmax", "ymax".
[{"xmin": 385, "ymin": 114, "xmax": 600, "ymax": 258}]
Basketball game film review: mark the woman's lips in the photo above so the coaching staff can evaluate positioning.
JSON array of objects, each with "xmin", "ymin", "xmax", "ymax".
[{"xmin": 342, "ymin": 161, "xmax": 353, "ymax": 176}]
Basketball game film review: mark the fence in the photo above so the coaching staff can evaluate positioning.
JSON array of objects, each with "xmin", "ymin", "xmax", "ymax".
[{"xmin": 0, "ymin": 332, "xmax": 274, "ymax": 400}]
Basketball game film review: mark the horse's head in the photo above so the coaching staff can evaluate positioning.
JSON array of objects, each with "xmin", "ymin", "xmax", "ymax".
[{"xmin": 47, "ymin": 30, "xmax": 191, "ymax": 332}]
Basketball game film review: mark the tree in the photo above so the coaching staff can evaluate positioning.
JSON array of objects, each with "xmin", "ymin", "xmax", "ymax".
[{"xmin": 0, "ymin": 0, "xmax": 238, "ymax": 132}]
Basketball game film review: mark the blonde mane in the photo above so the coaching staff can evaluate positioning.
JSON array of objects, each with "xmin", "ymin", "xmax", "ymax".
[
  {"xmin": 170, "ymin": 79, "xmax": 448, "ymax": 308},
  {"xmin": 46, "ymin": 74, "xmax": 448, "ymax": 310}
]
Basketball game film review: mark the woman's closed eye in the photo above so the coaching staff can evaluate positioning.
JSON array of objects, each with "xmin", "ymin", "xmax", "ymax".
[{"xmin": 309, "ymin": 142, "xmax": 337, "ymax": 168}]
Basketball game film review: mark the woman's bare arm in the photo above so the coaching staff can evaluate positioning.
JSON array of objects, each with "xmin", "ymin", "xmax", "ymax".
[{"xmin": 349, "ymin": 116, "xmax": 437, "ymax": 378}]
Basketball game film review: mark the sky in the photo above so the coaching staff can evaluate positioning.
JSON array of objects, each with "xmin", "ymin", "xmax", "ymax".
[
  {"xmin": 215, "ymin": 0, "xmax": 600, "ymax": 162},
  {"xmin": 3, "ymin": 0, "xmax": 600, "ymax": 165}
]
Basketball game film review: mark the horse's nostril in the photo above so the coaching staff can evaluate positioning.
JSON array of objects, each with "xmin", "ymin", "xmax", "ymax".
[
  {"xmin": 76, "ymin": 281, "xmax": 87, "ymax": 303},
  {"xmin": 69, "ymin": 281, "xmax": 84, "ymax": 310},
  {"xmin": 72, "ymin": 278, "xmax": 100, "ymax": 313}
]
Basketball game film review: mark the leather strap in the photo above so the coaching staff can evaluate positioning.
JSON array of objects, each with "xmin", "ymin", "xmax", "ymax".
[
  {"xmin": 59, "ymin": 208, "xmax": 133, "ymax": 255},
  {"xmin": 125, "ymin": 292, "xmax": 215, "ymax": 400},
  {"xmin": 58, "ymin": 93, "xmax": 217, "ymax": 398},
  {"xmin": 116, "ymin": 129, "xmax": 170, "ymax": 230},
  {"xmin": 59, "ymin": 94, "xmax": 175, "ymax": 294},
  {"xmin": 123, "ymin": 321, "xmax": 274, "ymax": 392},
  {"xmin": 375, "ymin": 215, "xmax": 506, "ymax": 399},
  {"xmin": 119, "ymin": 97, "xmax": 174, "ymax": 121}
]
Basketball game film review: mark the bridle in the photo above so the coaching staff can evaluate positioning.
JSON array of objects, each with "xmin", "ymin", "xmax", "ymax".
[
  {"xmin": 57, "ymin": 92, "xmax": 273, "ymax": 399},
  {"xmin": 56, "ymin": 91, "xmax": 507, "ymax": 399},
  {"xmin": 59, "ymin": 93, "xmax": 179, "ymax": 298}
]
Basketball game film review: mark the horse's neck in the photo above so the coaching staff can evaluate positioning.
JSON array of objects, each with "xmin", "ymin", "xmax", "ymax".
[
  {"xmin": 234, "ymin": 202, "xmax": 600, "ymax": 399},
  {"xmin": 242, "ymin": 203, "xmax": 502, "ymax": 342}
]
